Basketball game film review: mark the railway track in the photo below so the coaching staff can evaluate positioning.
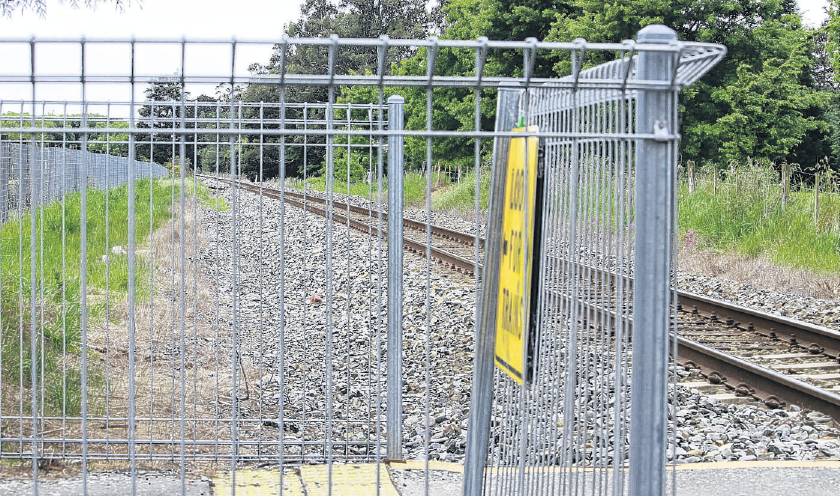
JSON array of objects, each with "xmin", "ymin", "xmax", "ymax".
[
  {"xmin": 200, "ymin": 174, "xmax": 840, "ymax": 422},
  {"xmin": 200, "ymin": 174, "xmax": 482, "ymax": 274}
]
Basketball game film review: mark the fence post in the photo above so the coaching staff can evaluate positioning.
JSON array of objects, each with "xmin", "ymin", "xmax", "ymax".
[
  {"xmin": 462, "ymin": 87, "xmax": 521, "ymax": 496},
  {"xmin": 814, "ymin": 171, "xmax": 821, "ymax": 227},
  {"xmin": 712, "ymin": 167, "xmax": 717, "ymax": 195},
  {"xmin": 0, "ymin": 144, "xmax": 7, "ymax": 222},
  {"xmin": 781, "ymin": 162, "xmax": 790, "ymax": 210},
  {"xmin": 686, "ymin": 160, "xmax": 695, "ymax": 193},
  {"xmin": 629, "ymin": 24, "xmax": 677, "ymax": 496},
  {"xmin": 386, "ymin": 94, "xmax": 405, "ymax": 460}
]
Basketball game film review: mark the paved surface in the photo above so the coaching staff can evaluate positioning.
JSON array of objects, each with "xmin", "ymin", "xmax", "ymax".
[
  {"xmin": 0, "ymin": 461, "xmax": 838, "ymax": 495},
  {"xmin": 212, "ymin": 464, "xmax": 398, "ymax": 496},
  {"xmin": 0, "ymin": 473, "xmax": 211, "ymax": 495},
  {"xmin": 669, "ymin": 461, "xmax": 840, "ymax": 496}
]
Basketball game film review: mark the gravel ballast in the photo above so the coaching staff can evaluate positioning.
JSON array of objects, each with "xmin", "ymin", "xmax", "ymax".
[{"xmin": 194, "ymin": 178, "xmax": 839, "ymax": 465}]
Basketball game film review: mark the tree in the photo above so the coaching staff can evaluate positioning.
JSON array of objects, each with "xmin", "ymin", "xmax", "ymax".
[
  {"xmin": 828, "ymin": 0, "xmax": 840, "ymax": 76},
  {"xmin": 336, "ymin": 0, "xmax": 576, "ymax": 174},
  {"xmin": 136, "ymin": 82, "xmax": 226, "ymax": 172},
  {"xmin": 136, "ymin": 81, "xmax": 188, "ymax": 166},
  {"xmin": 826, "ymin": 0, "xmax": 840, "ymax": 165},
  {"xmin": 546, "ymin": 1, "xmax": 833, "ymax": 170},
  {"xmin": 709, "ymin": 17, "xmax": 825, "ymax": 164},
  {"xmin": 236, "ymin": 0, "xmax": 433, "ymax": 179},
  {"xmin": 0, "ymin": 0, "xmax": 128, "ymax": 16}
]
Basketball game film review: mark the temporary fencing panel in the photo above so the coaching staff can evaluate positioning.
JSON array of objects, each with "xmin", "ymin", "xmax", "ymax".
[
  {"xmin": 0, "ymin": 140, "xmax": 168, "ymax": 222},
  {"xmin": 0, "ymin": 26, "xmax": 723, "ymax": 496},
  {"xmin": 463, "ymin": 26, "xmax": 725, "ymax": 496}
]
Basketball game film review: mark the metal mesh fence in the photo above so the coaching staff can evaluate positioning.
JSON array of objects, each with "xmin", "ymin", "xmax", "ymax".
[
  {"xmin": 0, "ymin": 141, "xmax": 168, "ymax": 221},
  {"xmin": 0, "ymin": 27, "xmax": 724, "ymax": 495},
  {"xmin": 464, "ymin": 28, "xmax": 726, "ymax": 496}
]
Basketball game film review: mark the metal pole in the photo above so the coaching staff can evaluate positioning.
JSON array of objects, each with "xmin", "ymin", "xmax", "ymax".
[
  {"xmin": 629, "ymin": 24, "xmax": 677, "ymax": 496},
  {"xmin": 0, "ymin": 143, "xmax": 7, "ymax": 222},
  {"xmin": 463, "ymin": 87, "xmax": 521, "ymax": 496},
  {"xmin": 386, "ymin": 94, "xmax": 405, "ymax": 460}
]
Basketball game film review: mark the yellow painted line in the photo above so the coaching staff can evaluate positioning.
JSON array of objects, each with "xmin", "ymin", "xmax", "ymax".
[
  {"xmin": 299, "ymin": 463, "xmax": 398, "ymax": 496},
  {"xmin": 212, "ymin": 469, "xmax": 305, "ymax": 496},
  {"xmin": 386, "ymin": 459, "xmax": 840, "ymax": 475},
  {"xmin": 211, "ymin": 459, "xmax": 840, "ymax": 496}
]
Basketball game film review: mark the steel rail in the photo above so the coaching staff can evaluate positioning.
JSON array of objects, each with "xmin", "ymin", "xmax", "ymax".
[{"xmin": 204, "ymin": 175, "xmax": 840, "ymax": 421}]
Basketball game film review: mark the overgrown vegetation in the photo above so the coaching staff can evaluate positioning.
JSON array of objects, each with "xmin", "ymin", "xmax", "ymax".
[
  {"xmin": 679, "ymin": 163, "xmax": 840, "ymax": 274},
  {"xmin": 431, "ymin": 170, "xmax": 491, "ymax": 212},
  {"xmin": 0, "ymin": 177, "xmax": 225, "ymax": 415}
]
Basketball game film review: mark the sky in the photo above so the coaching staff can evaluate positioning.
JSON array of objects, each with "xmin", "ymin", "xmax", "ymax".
[
  {"xmin": 0, "ymin": 0, "xmax": 307, "ymax": 112},
  {"xmin": 0, "ymin": 0, "xmax": 832, "ymax": 115}
]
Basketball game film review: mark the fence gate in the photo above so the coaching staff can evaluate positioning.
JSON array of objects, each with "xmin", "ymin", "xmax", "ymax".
[
  {"xmin": 0, "ymin": 25, "xmax": 722, "ymax": 496},
  {"xmin": 463, "ymin": 26, "xmax": 725, "ymax": 496}
]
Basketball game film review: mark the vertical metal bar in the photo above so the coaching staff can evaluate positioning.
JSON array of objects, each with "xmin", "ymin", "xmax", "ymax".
[
  {"xmin": 127, "ymin": 39, "xmax": 138, "ymax": 494},
  {"xmin": 462, "ymin": 87, "xmax": 520, "ymax": 496},
  {"xmin": 276, "ymin": 38, "xmax": 289, "ymax": 492},
  {"xmin": 422, "ymin": 39, "xmax": 438, "ymax": 497},
  {"xmin": 79, "ymin": 39, "xmax": 90, "ymax": 496},
  {"xmin": 60, "ymin": 103, "xmax": 68, "ymax": 459},
  {"xmin": 104, "ymin": 103, "xmax": 112, "ymax": 458},
  {"xmin": 228, "ymin": 40, "xmax": 240, "ymax": 494},
  {"xmin": 178, "ymin": 38, "xmax": 188, "ymax": 495},
  {"xmin": 147, "ymin": 102, "xmax": 158, "ymax": 459},
  {"xmin": 629, "ymin": 24, "xmax": 678, "ymax": 496},
  {"xmin": 325, "ymin": 40, "xmax": 337, "ymax": 494},
  {"xmin": 28, "ymin": 38, "xmax": 39, "ymax": 495},
  {"xmin": 385, "ymin": 94, "xmax": 404, "ymax": 461},
  {"xmin": 0, "ymin": 130, "xmax": 6, "ymax": 222}
]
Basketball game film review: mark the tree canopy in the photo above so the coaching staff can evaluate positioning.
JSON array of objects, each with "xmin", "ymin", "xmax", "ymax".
[
  {"xmin": 207, "ymin": 0, "xmax": 840, "ymax": 178},
  {"xmin": 10, "ymin": 0, "xmax": 836, "ymax": 178}
]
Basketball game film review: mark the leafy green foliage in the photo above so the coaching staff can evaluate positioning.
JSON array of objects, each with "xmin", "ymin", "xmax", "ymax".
[
  {"xmin": 709, "ymin": 20, "xmax": 825, "ymax": 163},
  {"xmin": 546, "ymin": 1, "xmax": 835, "ymax": 170},
  {"xmin": 828, "ymin": 1, "xmax": 840, "ymax": 76}
]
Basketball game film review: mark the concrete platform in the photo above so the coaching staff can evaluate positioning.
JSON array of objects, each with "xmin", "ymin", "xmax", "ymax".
[
  {"xmin": 0, "ymin": 460, "xmax": 837, "ymax": 495},
  {"xmin": 0, "ymin": 472, "xmax": 211, "ymax": 496},
  {"xmin": 667, "ymin": 461, "xmax": 840, "ymax": 496}
]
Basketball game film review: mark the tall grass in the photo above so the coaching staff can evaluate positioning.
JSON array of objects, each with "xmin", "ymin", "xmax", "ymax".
[
  {"xmin": 431, "ymin": 170, "xmax": 490, "ymax": 212},
  {"xmin": 0, "ymin": 178, "xmax": 216, "ymax": 416},
  {"xmin": 679, "ymin": 165, "xmax": 840, "ymax": 274}
]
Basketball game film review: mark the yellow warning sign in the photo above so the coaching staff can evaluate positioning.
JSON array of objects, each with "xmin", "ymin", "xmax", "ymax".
[{"xmin": 494, "ymin": 126, "xmax": 541, "ymax": 384}]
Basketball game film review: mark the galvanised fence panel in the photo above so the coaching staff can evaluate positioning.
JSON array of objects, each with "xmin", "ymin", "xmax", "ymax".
[
  {"xmin": 0, "ymin": 27, "xmax": 723, "ymax": 496},
  {"xmin": 0, "ymin": 141, "xmax": 168, "ymax": 221},
  {"xmin": 464, "ymin": 26, "xmax": 725, "ymax": 496}
]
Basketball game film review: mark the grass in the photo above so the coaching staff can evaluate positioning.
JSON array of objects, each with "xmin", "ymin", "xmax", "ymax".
[
  {"xmin": 0, "ymin": 176, "xmax": 226, "ymax": 416},
  {"xmin": 288, "ymin": 162, "xmax": 839, "ymax": 275},
  {"xmin": 431, "ymin": 170, "xmax": 490, "ymax": 212},
  {"xmin": 679, "ymin": 167, "xmax": 840, "ymax": 274},
  {"xmin": 162, "ymin": 176, "xmax": 230, "ymax": 212}
]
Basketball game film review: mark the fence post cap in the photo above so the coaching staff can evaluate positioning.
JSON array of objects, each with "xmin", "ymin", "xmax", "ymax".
[
  {"xmin": 637, "ymin": 24, "xmax": 677, "ymax": 43},
  {"xmin": 387, "ymin": 95, "xmax": 405, "ymax": 104}
]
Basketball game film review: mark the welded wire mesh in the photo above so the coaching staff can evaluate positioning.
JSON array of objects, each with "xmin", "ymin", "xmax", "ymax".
[
  {"xmin": 0, "ymin": 31, "xmax": 723, "ymax": 496},
  {"xmin": 468, "ymin": 37, "xmax": 726, "ymax": 497},
  {"xmin": 481, "ymin": 69, "xmax": 641, "ymax": 497},
  {"xmin": 0, "ymin": 141, "xmax": 168, "ymax": 221}
]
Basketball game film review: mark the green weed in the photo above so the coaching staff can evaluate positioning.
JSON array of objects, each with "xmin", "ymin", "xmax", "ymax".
[
  {"xmin": 0, "ymin": 177, "xmax": 221, "ymax": 415},
  {"xmin": 679, "ymin": 166, "xmax": 840, "ymax": 274}
]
